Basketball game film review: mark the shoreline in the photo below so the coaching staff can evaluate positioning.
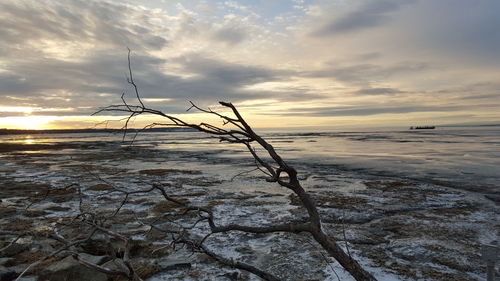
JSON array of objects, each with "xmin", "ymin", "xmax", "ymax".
[{"xmin": 0, "ymin": 139, "xmax": 498, "ymax": 280}]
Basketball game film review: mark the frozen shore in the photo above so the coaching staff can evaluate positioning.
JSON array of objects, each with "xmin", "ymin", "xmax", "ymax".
[{"xmin": 0, "ymin": 138, "xmax": 498, "ymax": 280}]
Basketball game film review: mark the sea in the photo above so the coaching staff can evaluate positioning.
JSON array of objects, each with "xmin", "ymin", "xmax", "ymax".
[{"xmin": 1, "ymin": 125, "xmax": 499, "ymax": 192}]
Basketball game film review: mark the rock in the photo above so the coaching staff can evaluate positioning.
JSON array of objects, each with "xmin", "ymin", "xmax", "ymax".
[
  {"xmin": 157, "ymin": 258, "xmax": 191, "ymax": 271},
  {"xmin": 129, "ymin": 240, "xmax": 169, "ymax": 258},
  {"xmin": 101, "ymin": 259, "xmax": 130, "ymax": 276},
  {"xmin": 23, "ymin": 210, "xmax": 47, "ymax": 218},
  {"xmin": 0, "ymin": 207, "xmax": 17, "ymax": 218},
  {"xmin": 3, "ymin": 265, "xmax": 24, "ymax": 275},
  {"xmin": 346, "ymin": 235, "xmax": 383, "ymax": 245},
  {"xmin": 33, "ymin": 240, "xmax": 55, "ymax": 254},
  {"xmin": 38, "ymin": 256, "xmax": 107, "ymax": 281},
  {"xmin": 383, "ymin": 204, "xmax": 422, "ymax": 214},
  {"xmin": 118, "ymin": 222, "xmax": 150, "ymax": 236},
  {"xmin": 43, "ymin": 205, "xmax": 70, "ymax": 212},
  {"xmin": 138, "ymin": 169, "xmax": 201, "ymax": 176},
  {"xmin": 16, "ymin": 277, "xmax": 37, "ymax": 281},
  {"xmin": 130, "ymin": 261, "xmax": 157, "ymax": 279},
  {"xmin": 77, "ymin": 253, "xmax": 108, "ymax": 265},
  {"xmin": 150, "ymin": 201, "xmax": 182, "ymax": 213},
  {"xmin": 1, "ymin": 243, "xmax": 29, "ymax": 257},
  {"xmin": 219, "ymin": 271, "xmax": 240, "ymax": 279},
  {"xmin": 0, "ymin": 258, "xmax": 14, "ymax": 267},
  {"xmin": 9, "ymin": 250, "xmax": 46, "ymax": 267},
  {"xmin": 87, "ymin": 184, "xmax": 114, "ymax": 191},
  {"xmin": 0, "ymin": 269, "xmax": 17, "ymax": 281},
  {"xmin": 321, "ymin": 210, "xmax": 381, "ymax": 224},
  {"xmin": 390, "ymin": 245, "xmax": 433, "ymax": 262},
  {"xmin": 485, "ymin": 194, "xmax": 500, "ymax": 203},
  {"xmin": 78, "ymin": 237, "xmax": 109, "ymax": 256}
]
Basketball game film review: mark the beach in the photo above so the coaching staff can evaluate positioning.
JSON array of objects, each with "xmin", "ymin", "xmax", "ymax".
[{"xmin": 0, "ymin": 127, "xmax": 498, "ymax": 280}]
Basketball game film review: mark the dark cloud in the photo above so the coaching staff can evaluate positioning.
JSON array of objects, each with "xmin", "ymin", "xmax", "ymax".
[
  {"xmin": 311, "ymin": 0, "xmax": 415, "ymax": 36},
  {"xmin": 266, "ymin": 105, "xmax": 464, "ymax": 117},
  {"xmin": 267, "ymin": 103, "xmax": 500, "ymax": 117},
  {"xmin": 435, "ymin": 82, "xmax": 500, "ymax": 97},
  {"xmin": 354, "ymin": 52, "xmax": 382, "ymax": 61},
  {"xmin": 353, "ymin": 88, "xmax": 406, "ymax": 95},
  {"xmin": 0, "ymin": 51, "xmax": 146, "ymax": 96},
  {"xmin": 0, "ymin": 112, "xmax": 28, "ymax": 117},
  {"xmin": 461, "ymin": 93, "xmax": 500, "ymax": 100},
  {"xmin": 176, "ymin": 54, "xmax": 290, "ymax": 86},
  {"xmin": 304, "ymin": 61, "xmax": 430, "ymax": 87},
  {"xmin": 0, "ymin": 46, "xmax": 310, "ymax": 115},
  {"xmin": 212, "ymin": 26, "xmax": 247, "ymax": 45}
]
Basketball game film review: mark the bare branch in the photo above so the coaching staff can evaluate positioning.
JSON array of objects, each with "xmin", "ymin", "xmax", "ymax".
[
  {"xmin": 90, "ymin": 52, "xmax": 378, "ymax": 281},
  {"xmin": 127, "ymin": 47, "xmax": 145, "ymax": 109}
]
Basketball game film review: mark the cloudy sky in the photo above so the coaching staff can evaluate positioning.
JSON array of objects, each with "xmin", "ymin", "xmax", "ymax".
[{"xmin": 1, "ymin": 0, "xmax": 499, "ymax": 129}]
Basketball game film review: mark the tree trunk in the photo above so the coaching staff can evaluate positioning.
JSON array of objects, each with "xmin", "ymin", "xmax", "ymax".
[{"xmin": 312, "ymin": 230, "xmax": 377, "ymax": 281}]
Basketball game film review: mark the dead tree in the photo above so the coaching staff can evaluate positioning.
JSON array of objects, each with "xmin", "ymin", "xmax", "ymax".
[{"xmin": 94, "ymin": 50, "xmax": 377, "ymax": 281}]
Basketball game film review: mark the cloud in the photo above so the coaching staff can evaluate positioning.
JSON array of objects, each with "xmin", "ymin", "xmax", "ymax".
[
  {"xmin": 176, "ymin": 54, "xmax": 289, "ymax": 85},
  {"xmin": 303, "ymin": 61, "xmax": 431, "ymax": 87},
  {"xmin": 266, "ymin": 105, "xmax": 469, "ymax": 117},
  {"xmin": 0, "ymin": 0, "xmax": 168, "ymax": 55},
  {"xmin": 0, "ymin": 0, "xmax": 174, "ymax": 112},
  {"xmin": 354, "ymin": 52, "xmax": 382, "ymax": 61},
  {"xmin": 211, "ymin": 26, "xmax": 248, "ymax": 45},
  {"xmin": 1, "ymin": 0, "xmax": 499, "ymax": 128},
  {"xmin": 311, "ymin": 0, "xmax": 415, "ymax": 36},
  {"xmin": 460, "ymin": 94, "xmax": 500, "ymax": 100},
  {"xmin": 434, "ymin": 82, "xmax": 500, "ymax": 101},
  {"xmin": 353, "ymin": 88, "xmax": 406, "ymax": 95},
  {"xmin": 0, "ymin": 41, "xmax": 310, "ymax": 115},
  {"xmin": 401, "ymin": 0, "xmax": 500, "ymax": 65},
  {"xmin": 0, "ymin": 0, "xmax": 303, "ymax": 116}
]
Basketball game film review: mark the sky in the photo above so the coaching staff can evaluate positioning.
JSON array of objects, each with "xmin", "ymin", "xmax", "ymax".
[{"xmin": 0, "ymin": 0, "xmax": 499, "ymax": 129}]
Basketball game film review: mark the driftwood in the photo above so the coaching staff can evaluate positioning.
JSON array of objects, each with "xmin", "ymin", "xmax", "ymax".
[
  {"xmin": 14, "ymin": 49, "xmax": 375, "ymax": 280},
  {"xmin": 91, "ymin": 49, "xmax": 377, "ymax": 281}
]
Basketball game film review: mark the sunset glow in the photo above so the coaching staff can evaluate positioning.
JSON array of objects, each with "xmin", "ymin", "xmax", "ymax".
[
  {"xmin": 0, "ymin": 107, "xmax": 35, "ymax": 114},
  {"xmin": 0, "ymin": 0, "xmax": 499, "ymax": 129},
  {"xmin": 0, "ymin": 116, "xmax": 61, "ymax": 130}
]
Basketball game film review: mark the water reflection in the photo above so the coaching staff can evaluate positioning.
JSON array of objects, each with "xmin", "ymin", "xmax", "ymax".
[{"xmin": 24, "ymin": 136, "xmax": 34, "ymax": 144}]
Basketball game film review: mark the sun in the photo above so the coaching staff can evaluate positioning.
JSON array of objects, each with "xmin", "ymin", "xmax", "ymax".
[{"xmin": 0, "ymin": 116, "xmax": 60, "ymax": 130}]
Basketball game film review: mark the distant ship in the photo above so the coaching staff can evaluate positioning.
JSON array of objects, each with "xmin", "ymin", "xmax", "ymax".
[{"xmin": 410, "ymin": 126, "xmax": 435, "ymax": 130}]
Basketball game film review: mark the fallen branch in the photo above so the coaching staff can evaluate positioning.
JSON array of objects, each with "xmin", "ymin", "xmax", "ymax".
[{"xmin": 93, "ymin": 51, "xmax": 377, "ymax": 281}]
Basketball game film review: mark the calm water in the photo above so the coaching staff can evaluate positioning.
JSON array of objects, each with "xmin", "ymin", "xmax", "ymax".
[{"xmin": 1, "ymin": 126, "xmax": 499, "ymax": 189}]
